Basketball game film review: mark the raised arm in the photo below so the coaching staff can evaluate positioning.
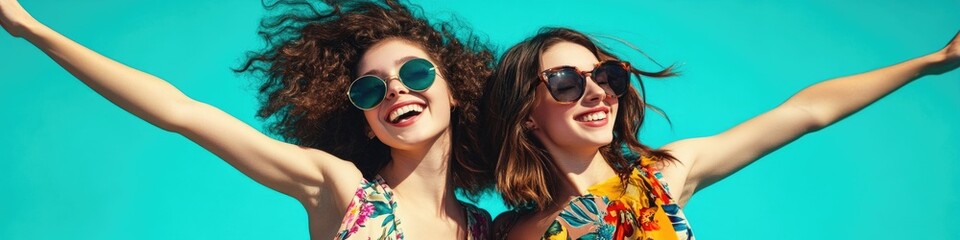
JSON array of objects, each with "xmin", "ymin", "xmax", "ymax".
[
  {"xmin": 0, "ymin": 0, "xmax": 361, "ymax": 202},
  {"xmin": 659, "ymin": 31, "xmax": 960, "ymax": 205}
]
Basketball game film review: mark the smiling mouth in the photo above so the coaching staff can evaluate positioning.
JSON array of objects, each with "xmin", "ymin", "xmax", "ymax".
[
  {"xmin": 575, "ymin": 111, "xmax": 608, "ymax": 122},
  {"xmin": 387, "ymin": 104, "xmax": 424, "ymax": 124}
]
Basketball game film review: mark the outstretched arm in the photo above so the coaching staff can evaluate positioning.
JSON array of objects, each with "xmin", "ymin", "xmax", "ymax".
[
  {"xmin": 659, "ymin": 31, "xmax": 960, "ymax": 205},
  {"xmin": 0, "ymin": 0, "xmax": 360, "ymax": 203}
]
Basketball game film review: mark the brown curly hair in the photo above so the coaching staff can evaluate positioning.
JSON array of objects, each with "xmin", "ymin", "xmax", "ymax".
[
  {"xmin": 479, "ymin": 27, "xmax": 678, "ymax": 211},
  {"xmin": 236, "ymin": 0, "xmax": 494, "ymax": 196}
]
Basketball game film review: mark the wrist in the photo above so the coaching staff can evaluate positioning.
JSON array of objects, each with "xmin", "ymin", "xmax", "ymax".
[
  {"xmin": 920, "ymin": 48, "xmax": 958, "ymax": 76},
  {"xmin": 21, "ymin": 19, "xmax": 50, "ymax": 43},
  {"xmin": 929, "ymin": 49, "xmax": 948, "ymax": 64}
]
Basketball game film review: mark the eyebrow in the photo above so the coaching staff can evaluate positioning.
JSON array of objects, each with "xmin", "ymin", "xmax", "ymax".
[{"xmin": 358, "ymin": 56, "xmax": 424, "ymax": 78}]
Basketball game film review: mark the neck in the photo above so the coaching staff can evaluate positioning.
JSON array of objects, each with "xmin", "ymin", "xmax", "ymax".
[
  {"xmin": 541, "ymin": 141, "xmax": 617, "ymax": 196},
  {"xmin": 379, "ymin": 128, "xmax": 460, "ymax": 216}
]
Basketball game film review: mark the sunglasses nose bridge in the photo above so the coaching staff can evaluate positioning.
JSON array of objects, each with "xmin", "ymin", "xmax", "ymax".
[
  {"xmin": 582, "ymin": 70, "xmax": 594, "ymax": 79},
  {"xmin": 581, "ymin": 72, "xmax": 612, "ymax": 103},
  {"xmin": 384, "ymin": 76, "xmax": 409, "ymax": 100}
]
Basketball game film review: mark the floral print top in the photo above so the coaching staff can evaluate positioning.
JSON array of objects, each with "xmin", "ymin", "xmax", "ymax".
[
  {"xmin": 542, "ymin": 164, "xmax": 695, "ymax": 240},
  {"xmin": 335, "ymin": 175, "xmax": 491, "ymax": 240}
]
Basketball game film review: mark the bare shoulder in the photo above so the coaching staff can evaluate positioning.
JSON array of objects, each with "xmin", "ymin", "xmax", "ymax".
[
  {"xmin": 659, "ymin": 137, "xmax": 710, "ymax": 164},
  {"xmin": 296, "ymin": 147, "xmax": 363, "ymax": 211},
  {"xmin": 657, "ymin": 137, "xmax": 706, "ymax": 181},
  {"xmin": 310, "ymin": 147, "xmax": 363, "ymax": 184},
  {"xmin": 656, "ymin": 137, "xmax": 710, "ymax": 206},
  {"xmin": 300, "ymin": 149, "xmax": 364, "ymax": 239}
]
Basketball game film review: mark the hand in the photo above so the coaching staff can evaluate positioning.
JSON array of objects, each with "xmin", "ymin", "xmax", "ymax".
[
  {"xmin": 926, "ymin": 30, "xmax": 960, "ymax": 75},
  {"xmin": 0, "ymin": 0, "xmax": 39, "ymax": 38}
]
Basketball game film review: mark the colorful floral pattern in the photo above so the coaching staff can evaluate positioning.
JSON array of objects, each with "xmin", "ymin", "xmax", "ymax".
[
  {"xmin": 543, "ymin": 165, "xmax": 694, "ymax": 240},
  {"xmin": 335, "ymin": 175, "xmax": 491, "ymax": 240}
]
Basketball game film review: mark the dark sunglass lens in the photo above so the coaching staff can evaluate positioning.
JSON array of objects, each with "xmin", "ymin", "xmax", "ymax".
[
  {"xmin": 399, "ymin": 58, "xmax": 436, "ymax": 91},
  {"xmin": 594, "ymin": 62, "xmax": 630, "ymax": 96},
  {"xmin": 546, "ymin": 68, "xmax": 585, "ymax": 102},
  {"xmin": 348, "ymin": 76, "xmax": 387, "ymax": 109}
]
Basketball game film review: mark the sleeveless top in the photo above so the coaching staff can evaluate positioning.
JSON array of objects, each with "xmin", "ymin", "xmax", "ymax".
[
  {"xmin": 335, "ymin": 175, "xmax": 492, "ymax": 240},
  {"xmin": 498, "ymin": 164, "xmax": 694, "ymax": 240}
]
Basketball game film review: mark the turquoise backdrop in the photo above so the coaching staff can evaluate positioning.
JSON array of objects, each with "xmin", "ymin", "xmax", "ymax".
[{"xmin": 1, "ymin": 0, "xmax": 957, "ymax": 239}]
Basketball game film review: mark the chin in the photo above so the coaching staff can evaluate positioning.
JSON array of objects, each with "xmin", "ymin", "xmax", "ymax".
[
  {"xmin": 580, "ymin": 129, "xmax": 614, "ymax": 143},
  {"xmin": 388, "ymin": 122, "xmax": 448, "ymax": 145},
  {"xmin": 586, "ymin": 137, "xmax": 614, "ymax": 147},
  {"xmin": 558, "ymin": 134, "xmax": 611, "ymax": 149}
]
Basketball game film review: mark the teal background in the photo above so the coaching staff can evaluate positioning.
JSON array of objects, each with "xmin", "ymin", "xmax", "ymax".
[{"xmin": 1, "ymin": 0, "xmax": 957, "ymax": 239}]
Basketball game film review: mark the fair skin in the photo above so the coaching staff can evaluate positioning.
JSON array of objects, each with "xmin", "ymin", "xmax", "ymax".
[
  {"xmin": 0, "ymin": 1, "xmax": 467, "ymax": 239},
  {"xmin": 506, "ymin": 32, "xmax": 960, "ymax": 238}
]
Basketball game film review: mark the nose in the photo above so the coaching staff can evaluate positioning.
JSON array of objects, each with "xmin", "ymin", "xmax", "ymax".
[
  {"xmin": 384, "ymin": 76, "xmax": 408, "ymax": 101},
  {"xmin": 581, "ymin": 76, "xmax": 607, "ymax": 104}
]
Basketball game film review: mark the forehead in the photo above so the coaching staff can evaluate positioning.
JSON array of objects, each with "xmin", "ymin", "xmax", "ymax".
[
  {"xmin": 357, "ymin": 38, "xmax": 433, "ymax": 76},
  {"xmin": 540, "ymin": 41, "xmax": 599, "ymax": 71}
]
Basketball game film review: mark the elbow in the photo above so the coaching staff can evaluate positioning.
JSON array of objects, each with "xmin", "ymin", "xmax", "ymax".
[
  {"xmin": 782, "ymin": 102, "xmax": 833, "ymax": 133},
  {"xmin": 155, "ymin": 99, "xmax": 203, "ymax": 133}
]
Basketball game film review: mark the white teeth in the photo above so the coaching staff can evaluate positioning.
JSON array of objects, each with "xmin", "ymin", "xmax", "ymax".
[
  {"xmin": 577, "ymin": 111, "xmax": 607, "ymax": 122},
  {"xmin": 389, "ymin": 104, "xmax": 424, "ymax": 123}
]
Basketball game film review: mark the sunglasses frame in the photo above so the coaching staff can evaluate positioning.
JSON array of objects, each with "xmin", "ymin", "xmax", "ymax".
[
  {"xmin": 346, "ymin": 58, "xmax": 437, "ymax": 110},
  {"xmin": 538, "ymin": 60, "xmax": 632, "ymax": 103}
]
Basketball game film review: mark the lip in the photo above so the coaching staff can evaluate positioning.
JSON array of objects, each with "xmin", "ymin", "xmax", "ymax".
[
  {"xmin": 383, "ymin": 100, "xmax": 427, "ymax": 127},
  {"xmin": 574, "ymin": 106, "xmax": 611, "ymax": 128},
  {"xmin": 390, "ymin": 112, "xmax": 421, "ymax": 127}
]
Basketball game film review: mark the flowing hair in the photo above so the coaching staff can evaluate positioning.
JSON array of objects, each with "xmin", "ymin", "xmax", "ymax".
[{"xmin": 236, "ymin": 0, "xmax": 495, "ymax": 196}]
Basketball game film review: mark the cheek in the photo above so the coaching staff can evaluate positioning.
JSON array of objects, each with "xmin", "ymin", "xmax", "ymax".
[
  {"xmin": 531, "ymin": 104, "xmax": 579, "ymax": 146},
  {"xmin": 363, "ymin": 110, "xmax": 381, "ymax": 129},
  {"xmin": 609, "ymin": 99, "xmax": 621, "ymax": 123},
  {"xmin": 608, "ymin": 98, "xmax": 619, "ymax": 113},
  {"xmin": 542, "ymin": 106, "xmax": 572, "ymax": 130},
  {"xmin": 528, "ymin": 88, "xmax": 551, "ymax": 123},
  {"xmin": 427, "ymin": 78, "xmax": 455, "ymax": 109},
  {"xmin": 530, "ymin": 89, "xmax": 572, "ymax": 131}
]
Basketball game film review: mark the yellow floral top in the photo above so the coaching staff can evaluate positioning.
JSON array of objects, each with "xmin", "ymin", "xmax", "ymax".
[
  {"xmin": 542, "ymin": 165, "xmax": 695, "ymax": 240},
  {"xmin": 335, "ymin": 175, "xmax": 491, "ymax": 240},
  {"xmin": 497, "ymin": 163, "xmax": 694, "ymax": 240}
]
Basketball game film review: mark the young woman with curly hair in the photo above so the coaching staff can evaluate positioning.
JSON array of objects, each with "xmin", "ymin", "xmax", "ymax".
[
  {"xmin": 481, "ymin": 28, "xmax": 959, "ymax": 239},
  {"xmin": 0, "ymin": 0, "xmax": 494, "ymax": 239}
]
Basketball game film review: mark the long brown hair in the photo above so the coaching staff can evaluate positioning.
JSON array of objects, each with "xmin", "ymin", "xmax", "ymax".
[
  {"xmin": 479, "ymin": 27, "xmax": 677, "ymax": 211},
  {"xmin": 236, "ymin": 0, "xmax": 494, "ymax": 196}
]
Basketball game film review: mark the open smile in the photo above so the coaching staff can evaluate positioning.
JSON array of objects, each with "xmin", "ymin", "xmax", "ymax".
[
  {"xmin": 574, "ymin": 107, "xmax": 610, "ymax": 127},
  {"xmin": 384, "ymin": 102, "xmax": 426, "ymax": 127}
]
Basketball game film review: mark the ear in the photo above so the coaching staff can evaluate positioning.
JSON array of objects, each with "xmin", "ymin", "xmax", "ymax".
[
  {"xmin": 448, "ymin": 94, "xmax": 459, "ymax": 107},
  {"xmin": 523, "ymin": 116, "xmax": 539, "ymax": 130},
  {"xmin": 364, "ymin": 125, "xmax": 376, "ymax": 139}
]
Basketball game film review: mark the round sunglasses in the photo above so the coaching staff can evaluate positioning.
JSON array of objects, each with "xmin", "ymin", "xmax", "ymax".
[
  {"xmin": 347, "ymin": 58, "xmax": 437, "ymax": 110},
  {"xmin": 538, "ymin": 60, "xmax": 632, "ymax": 103}
]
